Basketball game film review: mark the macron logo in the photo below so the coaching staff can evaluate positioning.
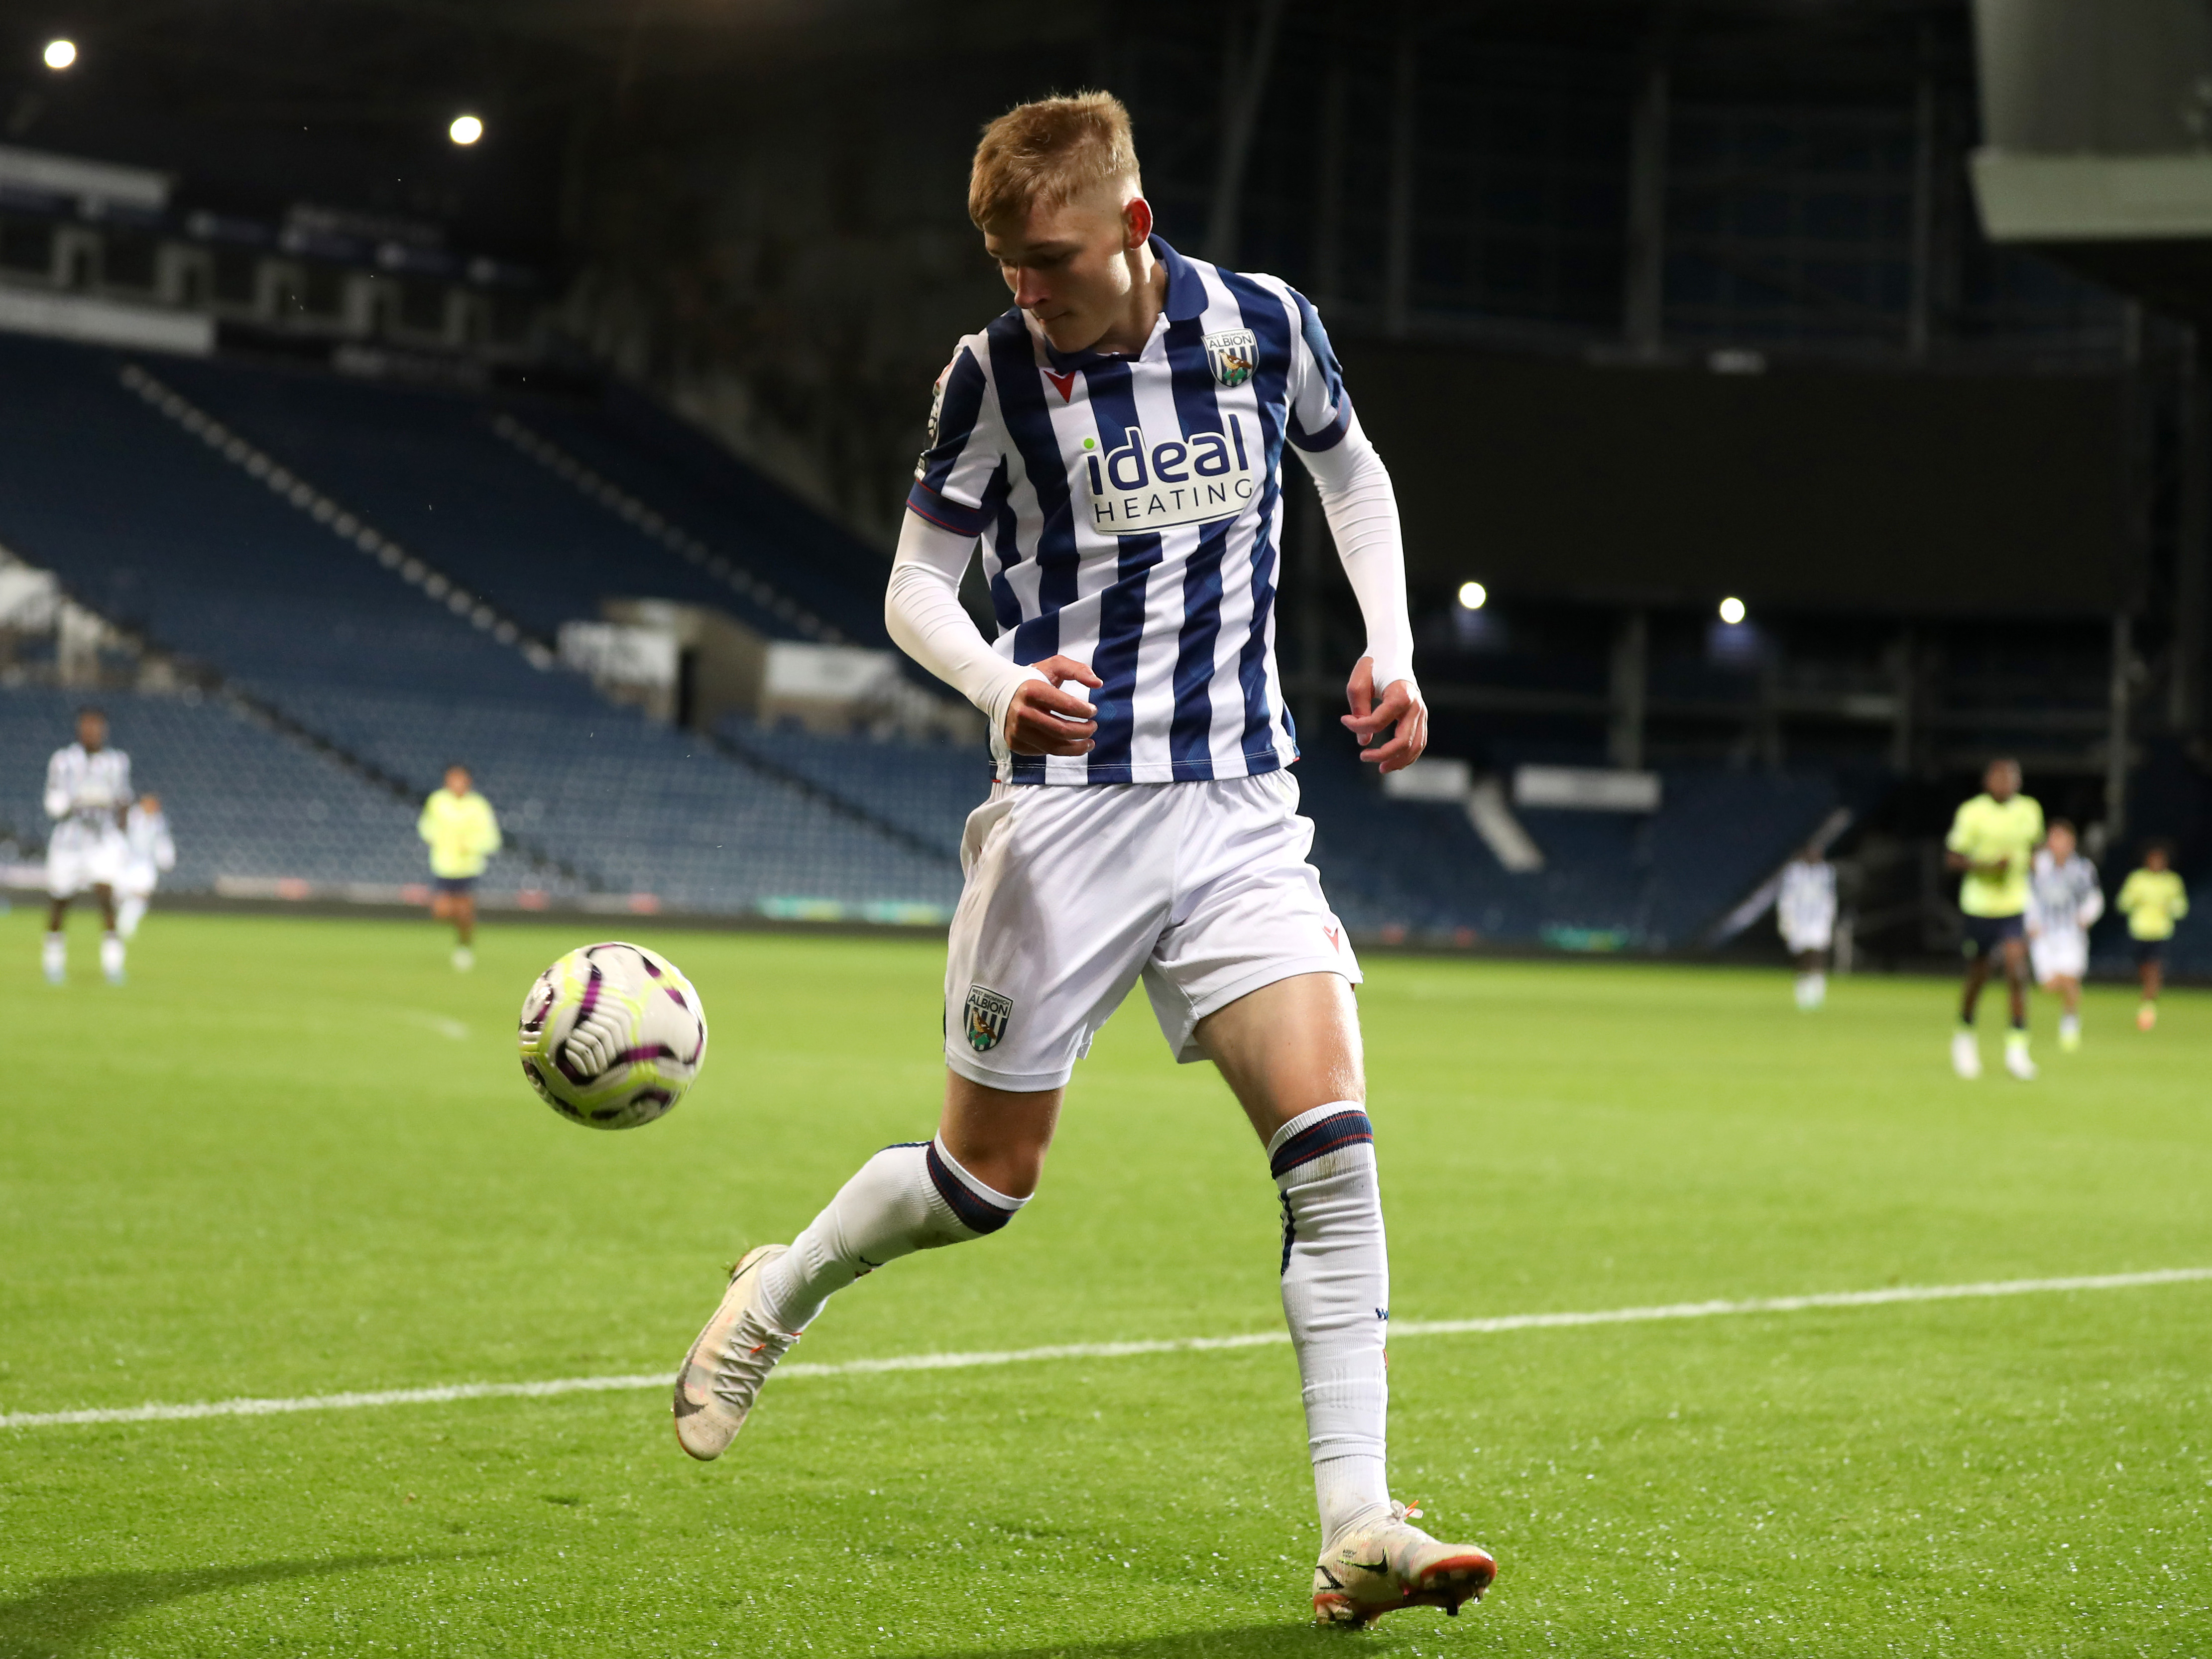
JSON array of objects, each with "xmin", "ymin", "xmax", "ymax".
[{"xmin": 1081, "ymin": 419, "xmax": 1258, "ymax": 535}]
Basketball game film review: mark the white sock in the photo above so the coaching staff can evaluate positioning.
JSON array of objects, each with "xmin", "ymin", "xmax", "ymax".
[
  {"xmin": 116, "ymin": 895, "xmax": 147, "ymax": 939},
  {"xmin": 760, "ymin": 1136, "xmax": 1025, "ymax": 1331},
  {"xmin": 2060, "ymin": 1013, "xmax": 2080, "ymax": 1038},
  {"xmin": 1793, "ymin": 974, "xmax": 1813, "ymax": 1008},
  {"xmin": 1270, "ymin": 1101, "xmax": 1392, "ymax": 1544},
  {"xmin": 100, "ymin": 932, "xmax": 125, "ymax": 980},
  {"xmin": 42, "ymin": 932, "xmax": 65, "ymax": 979},
  {"xmin": 1807, "ymin": 972, "xmax": 1826, "ymax": 1007}
]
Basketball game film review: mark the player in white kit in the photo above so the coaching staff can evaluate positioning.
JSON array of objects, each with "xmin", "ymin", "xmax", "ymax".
[
  {"xmin": 668, "ymin": 95, "xmax": 1496, "ymax": 1626},
  {"xmin": 116, "ymin": 792, "xmax": 177, "ymax": 941},
  {"xmin": 2026, "ymin": 819, "xmax": 2100, "ymax": 1052},
  {"xmin": 1776, "ymin": 843, "xmax": 1837, "ymax": 1009},
  {"xmin": 42, "ymin": 707, "xmax": 132, "ymax": 986}
]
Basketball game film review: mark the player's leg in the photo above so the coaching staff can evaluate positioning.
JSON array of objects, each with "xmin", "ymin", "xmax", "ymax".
[
  {"xmin": 1197, "ymin": 973, "xmax": 1495, "ymax": 1624},
  {"xmin": 116, "ymin": 887, "xmax": 147, "ymax": 940},
  {"xmin": 671, "ymin": 783, "xmax": 1164, "ymax": 1461},
  {"xmin": 2138, "ymin": 945, "xmax": 2163, "ymax": 1030},
  {"xmin": 2054, "ymin": 972, "xmax": 2082, "ymax": 1051},
  {"xmin": 42, "ymin": 892, "xmax": 68, "ymax": 985},
  {"xmin": 93, "ymin": 881, "xmax": 124, "ymax": 985},
  {"xmin": 1151, "ymin": 775, "xmax": 1491, "ymax": 1622},
  {"xmin": 1793, "ymin": 947, "xmax": 1825, "ymax": 1009},
  {"xmin": 451, "ymin": 887, "xmax": 476, "ymax": 970},
  {"xmin": 1999, "ymin": 933, "xmax": 2035, "ymax": 1078},
  {"xmin": 1953, "ymin": 929, "xmax": 1989, "ymax": 1077},
  {"xmin": 673, "ymin": 1069, "xmax": 1047, "ymax": 1460}
]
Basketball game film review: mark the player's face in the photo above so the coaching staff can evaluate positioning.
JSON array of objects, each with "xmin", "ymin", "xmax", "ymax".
[
  {"xmin": 77, "ymin": 713, "xmax": 106, "ymax": 751},
  {"xmin": 984, "ymin": 183, "xmax": 1147, "ymax": 355},
  {"xmin": 2147, "ymin": 847, "xmax": 2169, "ymax": 870},
  {"xmin": 2048, "ymin": 825, "xmax": 2075, "ymax": 862},
  {"xmin": 446, "ymin": 768, "xmax": 470, "ymax": 795},
  {"xmin": 1986, "ymin": 762, "xmax": 2019, "ymax": 801}
]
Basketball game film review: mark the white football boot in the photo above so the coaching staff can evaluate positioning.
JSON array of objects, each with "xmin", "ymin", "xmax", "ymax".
[
  {"xmin": 2003, "ymin": 1031, "xmax": 2037, "ymax": 1081},
  {"xmin": 1950, "ymin": 1030, "xmax": 1982, "ymax": 1079},
  {"xmin": 452, "ymin": 946, "xmax": 474, "ymax": 972},
  {"xmin": 1312, "ymin": 1502, "xmax": 1497, "ymax": 1627},
  {"xmin": 672, "ymin": 1244, "xmax": 800, "ymax": 1461}
]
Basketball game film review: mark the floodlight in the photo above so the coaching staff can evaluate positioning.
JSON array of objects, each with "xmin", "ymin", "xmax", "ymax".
[
  {"xmin": 449, "ymin": 114, "xmax": 484, "ymax": 145},
  {"xmin": 1457, "ymin": 581, "xmax": 1487, "ymax": 611},
  {"xmin": 1718, "ymin": 596, "xmax": 1746, "ymax": 625},
  {"xmin": 43, "ymin": 38, "xmax": 76, "ymax": 70}
]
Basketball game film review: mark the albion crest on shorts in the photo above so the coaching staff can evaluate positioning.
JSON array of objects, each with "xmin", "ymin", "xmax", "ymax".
[
  {"xmin": 963, "ymin": 985, "xmax": 1013, "ymax": 1052},
  {"xmin": 1204, "ymin": 327, "xmax": 1257, "ymax": 386}
]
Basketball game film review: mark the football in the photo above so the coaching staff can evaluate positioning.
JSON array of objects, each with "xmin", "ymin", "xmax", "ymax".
[{"xmin": 517, "ymin": 941, "xmax": 708, "ymax": 1129}]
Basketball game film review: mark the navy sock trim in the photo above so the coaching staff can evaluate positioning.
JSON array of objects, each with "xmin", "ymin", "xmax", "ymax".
[
  {"xmin": 1270, "ymin": 1108, "xmax": 1375, "ymax": 1181},
  {"xmin": 924, "ymin": 1141, "xmax": 1015, "ymax": 1235}
]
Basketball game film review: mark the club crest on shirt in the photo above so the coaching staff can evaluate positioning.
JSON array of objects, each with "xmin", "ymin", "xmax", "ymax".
[
  {"xmin": 1204, "ymin": 328, "xmax": 1257, "ymax": 387},
  {"xmin": 964, "ymin": 985, "xmax": 1013, "ymax": 1052}
]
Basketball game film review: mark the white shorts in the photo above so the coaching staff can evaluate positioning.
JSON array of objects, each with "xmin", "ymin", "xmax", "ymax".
[
  {"xmin": 943, "ymin": 771, "xmax": 1360, "ymax": 1091},
  {"xmin": 2031, "ymin": 934, "xmax": 2087, "ymax": 984},
  {"xmin": 47, "ymin": 825, "xmax": 127, "ymax": 899},
  {"xmin": 116, "ymin": 864, "xmax": 160, "ymax": 901},
  {"xmin": 1781, "ymin": 924, "xmax": 1833, "ymax": 955}
]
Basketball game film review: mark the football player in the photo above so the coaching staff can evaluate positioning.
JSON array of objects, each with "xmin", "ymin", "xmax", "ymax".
[{"xmin": 667, "ymin": 93, "xmax": 1494, "ymax": 1627}]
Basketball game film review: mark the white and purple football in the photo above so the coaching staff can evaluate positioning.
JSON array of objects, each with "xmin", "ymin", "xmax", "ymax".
[{"xmin": 517, "ymin": 941, "xmax": 707, "ymax": 1130}]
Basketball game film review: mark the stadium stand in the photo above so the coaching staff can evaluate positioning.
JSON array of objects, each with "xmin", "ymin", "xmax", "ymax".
[
  {"xmin": 0, "ymin": 331, "xmax": 960, "ymax": 915},
  {"xmin": 0, "ymin": 685, "xmax": 556, "ymax": 896},
  {"xmin": 0, "ymin": 327, "xmax": 1999, "ymax": 953},
  {"xmin": 716, "ymin": 718, "xmax": 993, "ymax": 862},
  {"xmin": 272, "ymin": 687, "xmax": 960, "ymax": 914}
]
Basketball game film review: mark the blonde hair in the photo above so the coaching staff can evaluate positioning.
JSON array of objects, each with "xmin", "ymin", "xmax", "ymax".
[{"xmin": 968, "ymin": 92, "xmax": 1141, "ymax": 229}]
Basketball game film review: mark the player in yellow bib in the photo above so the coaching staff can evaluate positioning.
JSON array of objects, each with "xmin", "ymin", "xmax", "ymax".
[
  {"xmin": 1944, "ymin": 758, "xmax": 2043, "ymax": 1080},
  {"xmin": 418, "ymin": 764, "xmax": 501, "ymax": 971},
  {"xmin": 2114, "ymin": 842, "xmax": 2189, "ymax": 1030}
]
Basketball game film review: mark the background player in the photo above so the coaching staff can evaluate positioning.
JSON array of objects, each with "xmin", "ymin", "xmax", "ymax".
[
  {"xmin": 2025, "ymin": 818, "xmax": 2099, "ymax": 1052},
  {"xmin": 2114, "ymin": 842, "xmax": 2189, "ymax": 1031},
  {"xmin": 1776, "ymin": 841, "xmax": 1837, "ymax": 1009},
  {"xmin": 1945, "ymin": 757, "xmax": 2042, "ymax": 1081},
  {"xmin": 116, "ymin": 791, "xmax": 176, "ymax": 942},
  {"xmin": 42, "ymin": 706, "xmax": 131, "ymax": 987},
  {"xmin": 417, "ymin": 764, "xmax": 500, "ymax": 971},
  {"xmin": 668, "ymin": 93, "xmax": 1495, "ymax": 1628}
]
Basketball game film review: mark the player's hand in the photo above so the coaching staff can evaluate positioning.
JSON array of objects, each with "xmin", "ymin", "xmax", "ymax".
[
  {"xmin": 1342, "ymin": 657, "xmax": 1427, "ymax": 775},
  {"xmin": 1006, "ymin": 655, "xmax": 1103, "ymax": 757}
]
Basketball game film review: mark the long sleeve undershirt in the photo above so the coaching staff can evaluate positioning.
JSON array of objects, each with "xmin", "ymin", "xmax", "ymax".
[{"xmin": 883, "ymin": 416, "xmax": 1415, "ymax": 733}]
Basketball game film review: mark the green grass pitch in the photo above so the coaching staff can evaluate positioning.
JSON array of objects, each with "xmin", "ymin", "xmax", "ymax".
[{"xmin": 2, "ymin": 907, "xmax": 2208, "ymax": 1657}]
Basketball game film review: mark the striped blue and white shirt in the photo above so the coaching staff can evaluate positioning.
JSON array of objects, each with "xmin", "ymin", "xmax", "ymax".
[
  {"xmin": 907, "ymin": 236, "xmax": 1353, "ymax": 786},
  {"xmin": 44, "ymin": 742, "xmax": 131, "ymax": 839}
]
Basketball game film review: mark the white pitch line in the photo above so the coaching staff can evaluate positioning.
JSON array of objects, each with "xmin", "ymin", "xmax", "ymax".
[{"xmin": 5, "ymin": 1266, "xmax": 2207, "ymax": 1433}]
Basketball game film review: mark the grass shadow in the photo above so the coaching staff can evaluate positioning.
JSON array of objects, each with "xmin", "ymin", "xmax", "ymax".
[
  {"xmin": 911, "ymin": 1626, "xmax": 1451, "ymax": 1659},
  {"xmin": 0, "ymin": 1550, "xmax": 449, "ymax": 1658}
]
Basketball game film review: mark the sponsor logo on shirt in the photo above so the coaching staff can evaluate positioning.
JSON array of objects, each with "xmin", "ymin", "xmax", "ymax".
[{"xmin": 1080, "ymin": 419, "xmax": 1258, "ymax": 534}]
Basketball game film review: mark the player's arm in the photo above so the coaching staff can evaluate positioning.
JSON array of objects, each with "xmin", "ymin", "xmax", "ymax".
[
  {"xmin": 2078, "ymin": 871, "xmax": 2103, "ymax": 930},
  {"xmin": 1941, "ymin": 811, "xmax": 2005, "ymax": 877},
  {"xmin": 43, "ymin": 754, "xmax": 70, "ymax": 821},
  {"xmin": 478, "ymin": 800, "xmax": 502, "ymax": 859},
  {"xmin": 885, "ymin": 512, "xmax": 1098, "ymax": 756},
  {"xmin": 1282, "ymin": 317, "xmax": 1424, "ymax": 776}
]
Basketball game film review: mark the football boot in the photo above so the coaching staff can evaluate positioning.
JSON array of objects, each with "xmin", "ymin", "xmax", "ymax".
[
  {"xmin": 673, "ymin": 1243, "xmax": 799, "ymax": 1461},
  {"xmin": 1312, "ymin": 1502, "xmax": 1496, "ymax": 1627}
]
